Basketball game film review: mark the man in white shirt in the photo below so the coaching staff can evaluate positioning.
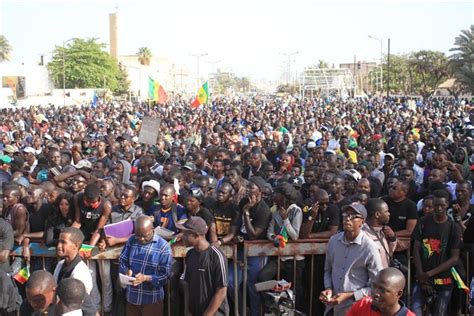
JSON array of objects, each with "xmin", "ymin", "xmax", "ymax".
[
  {"xmin": 53, "ymin": 227, "xmax": 93, "ymax": 295},
  {"xmin": 53, "ymin": 227, "xmax": 97, "ymax": 316}
]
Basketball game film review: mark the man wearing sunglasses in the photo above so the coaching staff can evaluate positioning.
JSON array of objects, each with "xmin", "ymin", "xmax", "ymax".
[{"xmin": 320, "ymin": 202, "xmax": 383, "ymax": 316}]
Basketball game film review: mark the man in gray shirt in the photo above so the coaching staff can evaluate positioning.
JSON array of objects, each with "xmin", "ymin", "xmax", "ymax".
[{"xmin": 320, "ymin": 202, "xmax": 383, "ymax": 316}]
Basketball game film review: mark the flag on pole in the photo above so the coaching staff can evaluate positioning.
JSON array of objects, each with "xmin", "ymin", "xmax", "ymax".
[
  {"xmin": 451, "ymin": 267, "xmax": 470, "ymax": 294},
  {"xmin": 191, "ymin": 81, "xmax": 209, "ymax": 109},
  {"xmin": 13, "ymin": 265, "xmax": 30, "ymax": 284},
  {"xmin": 148, "ymin": 77, "xmax": 168, "ymax": 105}
]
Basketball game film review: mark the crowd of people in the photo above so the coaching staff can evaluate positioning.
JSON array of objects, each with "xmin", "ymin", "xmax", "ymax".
[{"xmin": 0, "ymin": 94, "xmax": 473, "ymax": 316}]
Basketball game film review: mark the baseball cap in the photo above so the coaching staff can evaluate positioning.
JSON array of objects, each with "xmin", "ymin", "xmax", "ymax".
[
  {"xmin": 0, "ymin": 155, "xmax": 11, "ymax": 164},
  {"xmin": 249, "ymin": 176, "xmax": 267, "ymax": 192},
  {"xmin": 22, "ymin": 147, "xmax": 36, "ymax": 154},
  {"xmin": 342, "ymin": 202, "xmax": 367, "ymax": 220},
  {"xmin": 3, "ymin": 145, "xmax": 16, "ymax": 154},
  {"xmin": 176, "ymin": 216, "xmax": 208, "ymax": 235},
  {"xmin": 342, "ymin": 169, "xmax": 362, "ymax": 182},
  {"xmin": 182, "ymin": 162, "xmax": 197, "ymax": 172},
  {"xmin": 14, "ymin": 177, "xmax": 31, "ymax": 189},
  {"xmin": 189, "ymin": 188, "xmax": 204, "ymax": 202}
]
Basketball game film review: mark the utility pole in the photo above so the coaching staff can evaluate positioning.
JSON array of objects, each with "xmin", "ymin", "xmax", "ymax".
[
  {"xmin": 280, "ymin": 51, "xmax": 298, "ymax": 84},
  {"xmin": 387, "ymin": 38, "xmax": 390, "ymax": 98},
  {"xmin": 191, "ymin": 53, "xmax": 208, "ymax": 90}
]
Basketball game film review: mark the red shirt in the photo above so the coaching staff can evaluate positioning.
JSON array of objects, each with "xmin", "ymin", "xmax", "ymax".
[{"xmin": 347, "ymin": 297, "xmax": 415, "ymax": 316}]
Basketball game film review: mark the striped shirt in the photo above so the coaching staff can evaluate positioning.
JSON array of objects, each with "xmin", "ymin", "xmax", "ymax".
[
  {"xmin": 183, "ymin": 245, "xmax": 229, "ymax": 316},
  {"xmin": 119, "ymin": 233, "xmax": 172, "ymax": 305}
]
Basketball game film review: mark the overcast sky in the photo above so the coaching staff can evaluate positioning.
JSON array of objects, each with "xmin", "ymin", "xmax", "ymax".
[{"xmin": 1, "ymin": 0, "xmax": 472, "ymax": 81}]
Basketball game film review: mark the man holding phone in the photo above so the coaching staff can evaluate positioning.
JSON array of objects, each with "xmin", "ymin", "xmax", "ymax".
[{"xmin": 320, "ymin": 203, "xmax": 382, "ymax": 315}]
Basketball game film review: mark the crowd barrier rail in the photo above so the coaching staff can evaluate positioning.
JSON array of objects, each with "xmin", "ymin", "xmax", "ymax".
[{"xmin": 11, "ymin": 237, "xmax": 420, "ymax": 316}]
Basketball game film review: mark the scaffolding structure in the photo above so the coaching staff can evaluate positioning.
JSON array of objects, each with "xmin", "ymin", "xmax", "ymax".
[{"xmin": 299, "ymin": 68, "xmax": 357, "ymax": 98}]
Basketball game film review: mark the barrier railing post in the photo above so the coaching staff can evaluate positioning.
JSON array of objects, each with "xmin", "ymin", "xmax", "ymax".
[
  {"xmin": 407, "ymin": 246, "xmax": 411, "ymax": 307},
  {"xmin": 233, "ymin": 244, "xmax": 238, "ymax": 316},
  {"xmin": 243, "ymin": 243, "xmax": 248, "ymax": 316}
]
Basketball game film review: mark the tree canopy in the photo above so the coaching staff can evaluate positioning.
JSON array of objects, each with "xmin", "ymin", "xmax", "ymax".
[
  {"xmin": 47, "ymin": 38, "xmax": 129, "ymax": 94},
  {"xmin": 449, "ymin": 25, "xmax": 474, "ymax": 94},
  {"xmin": 137, "ymin": 47, "xmax": 152, "ymax": 66},
  {"xmin": 0, "ymin": 35, "xmax": 12, "ymax": 62}
]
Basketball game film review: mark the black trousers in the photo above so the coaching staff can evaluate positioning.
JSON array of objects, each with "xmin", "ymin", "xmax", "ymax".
[{"xmin": 257, "ymin": 257, "xmax": 305, "ymax": 312}]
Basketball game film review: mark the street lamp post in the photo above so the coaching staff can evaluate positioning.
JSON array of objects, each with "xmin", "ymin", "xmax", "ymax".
[
  {"xmin": 280, "ymin": 51, "xmax": 299, "ymax": 85},
  {"xmin": 191, "ymin": 53, "xmax": 208, "ymax": 89},
  {"xmin": 62, "ymin": 38, "xmax": 74, "ymax": 107},
  {"xmin": 368, "ymin": 35, "xmax": 383, "ymax": 93}
]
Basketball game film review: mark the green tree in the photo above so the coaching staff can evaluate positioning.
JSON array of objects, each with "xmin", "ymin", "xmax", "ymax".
[
  {"xmin": 116, "ymin": 63, "xmax": 131, "ymax": 95},
  {"xmin": 317, "ymin": 60, "xmax": 329, "ymax": 69},
  {"xmin": 276, "ymin": 84, "xmax": 299, "ymax": 95},
  {"xmin": 137, "ymin": 47, "xmax": 152, "ymax": 66},
  {"xmin": 374, "ymin": 54, "xmax": 413, "ymax": 94},
  {"xmin": 0, "ymin": 35, "xmax": 12, "ymax": 62},
  {"xmin": 47, "ymin": 38, "xmax": 128, "ymax": 94},
  {"xmin": 449, "ymin": 25, "xmax": 474, "ymax": 94},
  {"xmin": 407, "ymin": 50, "xmax": 448, "ymax": 98}
]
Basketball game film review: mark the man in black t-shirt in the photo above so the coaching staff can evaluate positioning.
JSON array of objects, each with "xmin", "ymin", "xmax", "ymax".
[
  {"xmin": 299, "ymin": 187, "xmax": 339, "ymax": 315},
  {"xmin": 208, "ymin": 183, "xmax": 240, "ymax": 245},
  {"xmin": 412, "ymin": 190, "xmax": 461, "ymax": 316},
  {"xmin": 382, "ymin": 180, "xmax": 417, "ymax": 266},
  {"xmin": 179, "ymin": 217, "xmax": 229, "ymax": 316},
  {"xmin": 219, "ymin": 176, "xmax": 271, "ymax": 316}
]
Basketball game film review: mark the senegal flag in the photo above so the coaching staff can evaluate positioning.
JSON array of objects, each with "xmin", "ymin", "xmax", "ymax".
[
  {"xmin": 148, "ymin": 77, "xmax": 168, "ymax": 105},
  {"xmin": 191, "ymin": 81, "xmax": 209, "ymax": 109},
  {"xmin": 14, "ymin": 266, "xmax": 30, "ymax": 284}
]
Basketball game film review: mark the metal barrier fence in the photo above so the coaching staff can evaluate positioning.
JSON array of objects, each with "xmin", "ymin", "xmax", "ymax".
[{"xmin": 15, "ymin": 237, "xmax": 464, "ymax": 316}]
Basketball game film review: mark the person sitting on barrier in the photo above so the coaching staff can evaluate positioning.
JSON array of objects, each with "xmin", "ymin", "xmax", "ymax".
[
  {"xmin": 362, "ymin": 198, "xmax": 397, "ymax": 269},
  {"xmin": 346, "ymin": 267, "xmax": 415, "ymax": 315},
  {"xmin": 53, "ymin": 227, "xmax": 97, "ymax": 316},
  {"xmin": 179, "ymin": 216, "xmax": 229, "ymax": 316},
  {"xmin": 300, "ymin": 188, "xmax": 339, "ymax": 315},
  {"xmin": 412, "ymin": 189, "xmax": 461, "ymax": 316},
  {"xmin": 223, "ymin": 176, "xmax": 272, "ymax": 316},
  {"xmin": 119, "ymin": 215, "xmax": 172, "ymax": 316},
  {"xmin": 56, "ymin": 278, "xmax": 86, "ymax": 316},
  {"xmin": 20, "ymin": 270, "xmax": 57, "ymax": 316},
  {"xmin": 320, "ymin": 202, "xmax": 383, "ymax": 316}
]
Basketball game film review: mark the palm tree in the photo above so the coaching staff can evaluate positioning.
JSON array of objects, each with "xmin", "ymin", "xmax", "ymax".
[
  {"xmin": 449, "ymin": 25, "xmax": 474, "ymax": 94},
  {"xmin": 0, "ymin": 35, "xmax": 12, "ymax": 62},
  {"xmin": 137, "ymin": 47, "xmax": 152, "ymax": 66}
]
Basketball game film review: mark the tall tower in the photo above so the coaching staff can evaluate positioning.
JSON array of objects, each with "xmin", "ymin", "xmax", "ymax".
[{"xmin": 109, "ymin": 12, "xmax": 118, "ymax": 59}]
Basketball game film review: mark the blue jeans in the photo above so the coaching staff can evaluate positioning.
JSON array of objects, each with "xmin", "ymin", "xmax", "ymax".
[
  {"xmin": 228, "ymin": 252, "xmax": 266, "ymax": 316},
  {"xmin": 412, "ymin": 282, "xmax": 452, "ymax": 316}
]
